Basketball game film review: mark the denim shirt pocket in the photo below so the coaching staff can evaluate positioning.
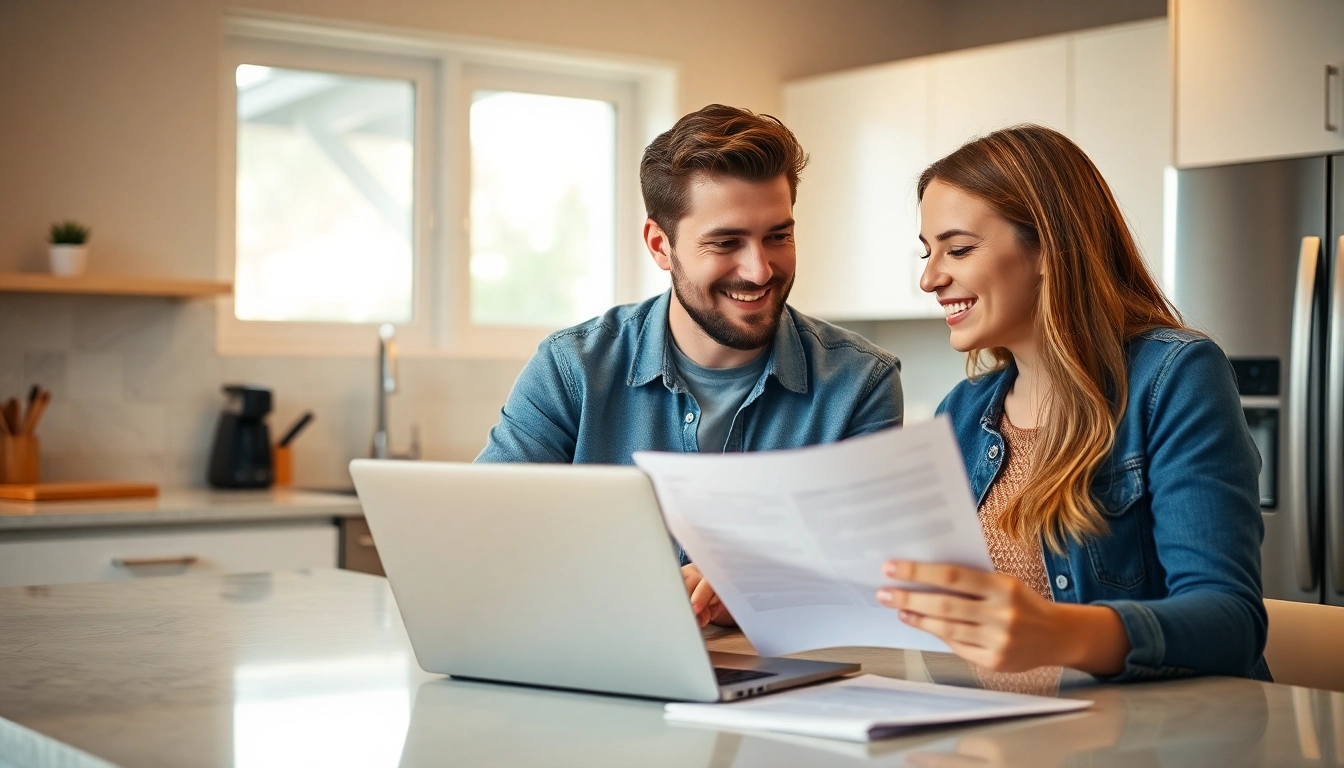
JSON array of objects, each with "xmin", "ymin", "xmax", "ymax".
[{"xmin": 1085, "ymin": 459, "xmax": 1149, "ymax": 590}]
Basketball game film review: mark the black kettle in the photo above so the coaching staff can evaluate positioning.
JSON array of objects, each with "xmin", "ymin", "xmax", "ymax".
[{"xmin": 207, "ymin": 385, "xmax": 273, "ymax": 488}]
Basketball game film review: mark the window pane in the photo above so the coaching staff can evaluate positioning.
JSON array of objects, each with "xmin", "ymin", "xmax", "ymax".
[
  {"xmin": 235, "ymin": 65, "xmax": 415, "ymax": 323},
  {"xmin": 469, "ymin": 91, "xmax": 616, "ymax": 327}
]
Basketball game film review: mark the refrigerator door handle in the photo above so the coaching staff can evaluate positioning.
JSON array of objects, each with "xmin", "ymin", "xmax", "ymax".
[
  {"xmin": 1329, "ymin": 235, "xmax": 1344, "ymax": 595},
  {"xmin": 1290, "ymin": 236, "xmax": 1322, "ymax": 592}
]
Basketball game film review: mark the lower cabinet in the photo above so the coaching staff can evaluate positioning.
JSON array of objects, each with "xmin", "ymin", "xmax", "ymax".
[
  {"xmin": 339, "ymin": 516, "xmax": 385, "ymax": 576},
  {"xmin": 0, "ymin": 520, "xmax": 339, "ymax": 588}
]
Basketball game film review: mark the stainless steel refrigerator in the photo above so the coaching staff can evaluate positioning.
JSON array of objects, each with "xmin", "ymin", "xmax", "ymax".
[{"xmin": 1173, "ymin": 155, "xmax": 1344, "ymax": 607}]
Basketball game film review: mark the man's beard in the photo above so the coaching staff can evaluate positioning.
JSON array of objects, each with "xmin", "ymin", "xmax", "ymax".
[{"xmin": 669, "ymin": 250, "xmax": 794, "ymax": 351}]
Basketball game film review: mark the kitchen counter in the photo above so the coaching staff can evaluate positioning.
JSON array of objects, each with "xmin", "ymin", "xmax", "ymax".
[
  {"xmin": 0, "ymin": 488, "xmax": 362, "ymax": 531},
  {"xmin": 1, "ymin": 569, "xmax": 1340, "ymax": 767}
]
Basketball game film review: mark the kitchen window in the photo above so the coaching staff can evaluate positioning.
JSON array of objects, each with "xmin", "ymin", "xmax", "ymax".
[{"xmin": 217, "ymin": 15, "xmax": 674, "ymax": 357}]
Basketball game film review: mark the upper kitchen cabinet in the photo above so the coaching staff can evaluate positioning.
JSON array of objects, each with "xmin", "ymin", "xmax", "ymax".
[
  {"xmin": 786, "ymin": 59, "xmax": 934, "ymax": 320},
  {"xmin": 784, "ymin": 20, "xmax": 1170, "ymax": 320},
  {"xmin": 1175, "ymin": 0, "xmax": 1344, "ymax": 167},
  {"xmin": 930, "ymin": 37, "xmax": 1070, "ymax": 158},
  {"xmin": 1073, "ymin": 19, "xmax": 1171, "ymax": 279}
]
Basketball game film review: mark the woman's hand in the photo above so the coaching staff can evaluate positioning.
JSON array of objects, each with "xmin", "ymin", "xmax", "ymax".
[
  {"xmin": 876, "ymin": 560, "xmax": 1128, "ymax": 676},
  {"xmin": 682, "ymin": 564, "xmax": 736, "ymax": 628}
]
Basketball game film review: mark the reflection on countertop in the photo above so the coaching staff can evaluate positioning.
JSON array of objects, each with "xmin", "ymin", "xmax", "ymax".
[{"xmin": 0, "ymin": 569, "xmax": 1340, "ymax": 767}]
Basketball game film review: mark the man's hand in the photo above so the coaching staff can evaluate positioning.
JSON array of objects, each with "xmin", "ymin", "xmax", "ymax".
[{"xmin": 681, "ymin": 564, "xmax": 737, "ymax": 628}]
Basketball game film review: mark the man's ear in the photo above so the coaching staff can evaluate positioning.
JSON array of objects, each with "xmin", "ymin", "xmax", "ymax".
[{"xmin": 643, "ymin": 218, "xmax": 674, "ymax": 273}]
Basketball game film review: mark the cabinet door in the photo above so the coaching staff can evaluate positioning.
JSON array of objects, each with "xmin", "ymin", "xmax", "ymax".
[
  {"xmin": 785, "ymin": 60, "xmax": 938, "ymax": 320},
  {"xmin": 1072, "ymin": 19, "xmax": 1171, "ymax": 284},
  {"xmin": 1175, "ymin": 0, "xmax": 1344, "ymax": 167},
  {"xmin": 0, "ymin": 521, "xmax": 339, "ymax": 588},
  {"xmin": 931, "ymin": 37, "xmax": 1070, "ymax": 158}
]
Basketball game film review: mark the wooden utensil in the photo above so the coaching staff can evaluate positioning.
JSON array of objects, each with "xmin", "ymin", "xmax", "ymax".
[
  {"xmin": 1, "ymin": 399, "xmax": 18, "ymax": 435},
  {"xmin": 22, "ymin": 390, "xmax": 50, "ymax": 436}
]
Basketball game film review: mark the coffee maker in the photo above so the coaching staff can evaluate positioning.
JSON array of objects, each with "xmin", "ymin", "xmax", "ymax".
[{"xmin": 207, "ymin": 384, "xmax": 273, "ymax": 488}]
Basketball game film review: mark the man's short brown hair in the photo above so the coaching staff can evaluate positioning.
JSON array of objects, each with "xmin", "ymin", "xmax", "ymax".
[{"xmin": 640, "ymin": 104, "xmax": 809, "ymax": 244}]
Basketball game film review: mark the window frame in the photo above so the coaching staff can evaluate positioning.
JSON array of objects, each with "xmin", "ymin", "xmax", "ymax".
[{"xmin": 217, "ymin": 13, "xmax": 676, "ymax": 358}]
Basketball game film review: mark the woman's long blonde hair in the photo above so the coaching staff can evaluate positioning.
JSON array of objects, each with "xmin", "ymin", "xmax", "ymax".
[{"xmin": 917, "ymin": 125, "xmax": 1185, "ymax": 552}]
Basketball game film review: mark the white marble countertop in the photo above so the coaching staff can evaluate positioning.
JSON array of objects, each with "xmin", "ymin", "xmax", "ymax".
[
  {"xmin": 1, "ymin": 569, "xmax": 1341, "ymax": 767},
  {"xmin": 0, "ymin": 488, "xmax": 362, "ymax": 531}
]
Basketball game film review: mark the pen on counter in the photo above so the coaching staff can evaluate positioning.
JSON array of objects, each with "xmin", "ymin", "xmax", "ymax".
[{"xmin": 278, "ymin": 411, "xmax": 315, "ymax": 447}]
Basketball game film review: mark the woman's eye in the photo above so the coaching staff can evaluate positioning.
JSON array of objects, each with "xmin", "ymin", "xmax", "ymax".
[
  {"xmin": 949, "ymin": 245, "xmax": 975, "ymax": 257},
  {"xmin": 920, "ymin": 251, "xmax": 932, "ymax": 260}
]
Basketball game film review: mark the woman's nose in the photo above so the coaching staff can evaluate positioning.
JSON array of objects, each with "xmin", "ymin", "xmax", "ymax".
[{"xmin": 918, "ymin": 253, "xmax": 948, "ymax": 294}]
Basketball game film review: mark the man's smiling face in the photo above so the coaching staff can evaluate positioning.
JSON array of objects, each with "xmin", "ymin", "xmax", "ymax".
[{"xmin": 660, "ymin": 172, "xmax": 796, "ymax": 351}]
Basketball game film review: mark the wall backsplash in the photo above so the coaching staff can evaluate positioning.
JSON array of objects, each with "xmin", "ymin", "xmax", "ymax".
[
  {"xmin": 0, "ymin": 293, "xmax": 965, "ymax": 490},
  {"xmin": 0, "ymin": 294, "xmax": 525, "ymax": 489}
]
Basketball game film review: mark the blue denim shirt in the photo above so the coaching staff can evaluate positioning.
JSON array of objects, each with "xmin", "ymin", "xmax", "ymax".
[
  {"xmin": 478, "ymin": 290, "xmax": 903, "ymax": 464},
  {"xmin": 938, "ymin": 329, "xmax": 1270, "ymax": 682}
]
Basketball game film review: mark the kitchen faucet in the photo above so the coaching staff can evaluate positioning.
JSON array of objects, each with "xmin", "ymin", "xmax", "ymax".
[{"xmin": 372, "ymin": 323, "xmax": 419, "ymax": 460}]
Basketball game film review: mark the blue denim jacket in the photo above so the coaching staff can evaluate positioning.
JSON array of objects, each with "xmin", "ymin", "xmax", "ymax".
[
  {"xmin": 478, "ymin": 290, "xmax": 903, "ymax": 464},
  {"xmin": 938, "ymin": 329, "xmax": 1270, "ymax": 682}
]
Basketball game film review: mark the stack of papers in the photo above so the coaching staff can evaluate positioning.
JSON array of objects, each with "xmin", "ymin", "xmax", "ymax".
[{"xmin": 664, "ymin": 674, "xmax": 1092, "ymax": 742}]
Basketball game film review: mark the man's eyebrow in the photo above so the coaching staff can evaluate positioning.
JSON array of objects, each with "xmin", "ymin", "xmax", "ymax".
[{"xmin": 702, "ymin": 219, "xmax": 796, "ymax": 238}]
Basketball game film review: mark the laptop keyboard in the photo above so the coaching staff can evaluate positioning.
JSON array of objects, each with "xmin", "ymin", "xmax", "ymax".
[{"xmin": 714, "ymin": 667, "xmax": 777, "ymax": 686}]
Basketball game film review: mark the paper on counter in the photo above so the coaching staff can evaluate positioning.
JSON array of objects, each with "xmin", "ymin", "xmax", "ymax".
[
  {"xmin": 664, "ymin": 674, "xmax": 1092, "ymax": 743},
  {"xmin": 633, "ymin": 417, "xmax": 992, "ymax": 656}
]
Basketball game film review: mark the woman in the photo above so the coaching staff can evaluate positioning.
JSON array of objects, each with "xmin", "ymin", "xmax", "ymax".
[{"xmin": 876, "ymin": 125, "xmax": 1269, "ymax": 681}]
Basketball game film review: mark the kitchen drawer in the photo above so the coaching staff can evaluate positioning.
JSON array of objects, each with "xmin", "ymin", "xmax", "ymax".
[{"xmin": 0, "ymin": 520, "xmax": 339, "ymax": 588}]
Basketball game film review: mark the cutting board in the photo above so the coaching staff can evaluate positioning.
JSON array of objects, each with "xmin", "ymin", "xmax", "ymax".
[{"xmin": 0, "ymin": 482, "xmax": 160, "ymax": 502}]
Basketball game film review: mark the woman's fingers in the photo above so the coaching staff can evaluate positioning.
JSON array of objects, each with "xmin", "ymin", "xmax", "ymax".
[
  {"xmin": 877, "ymin": 587, "xmax": 985, "ymax": 623},
  {"xmin": 883, "ymin": 560, "xmax": 998, "ymax": 598},
  {"xmin": 896, "ymin": 609, "xmax": 989, "ymax": 648}
]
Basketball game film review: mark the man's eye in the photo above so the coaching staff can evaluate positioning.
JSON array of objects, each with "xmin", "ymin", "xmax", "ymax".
[
  {"xmin": 769, "ymin": 233, "xmax": 792, "ymax": 242},
  {"xmin": 711, "ymin": 240, "xmax": 737, "ymax": 249}
]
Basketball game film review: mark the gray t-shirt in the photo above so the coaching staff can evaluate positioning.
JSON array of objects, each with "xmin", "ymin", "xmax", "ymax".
[{"xmin": 668, "ymin": 341, "xmax": 770, "ymax": 453}]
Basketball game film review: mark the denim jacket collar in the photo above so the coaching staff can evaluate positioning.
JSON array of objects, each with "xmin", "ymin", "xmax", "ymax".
[
  {"xmin": 976, "ymin": 359, "xmax": 1016, "ymax": 430},
  {"xmin": 627, "ymin": 290, "xmax": 808, "ymax": 395}
]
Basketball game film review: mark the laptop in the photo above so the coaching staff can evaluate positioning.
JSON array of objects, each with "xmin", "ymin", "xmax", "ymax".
[{"xmin": 349, "ymin": 460, "xmax": 858, "ymax": 702}]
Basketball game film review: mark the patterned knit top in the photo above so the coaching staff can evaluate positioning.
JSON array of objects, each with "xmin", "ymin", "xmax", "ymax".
[
  {"xmin": 979, "ymin": 415, "xmax": 1053, "ymax": 602},
  {"xmin": 974, "ymin": 414, "xmax": 1063, "ymax": 696}
]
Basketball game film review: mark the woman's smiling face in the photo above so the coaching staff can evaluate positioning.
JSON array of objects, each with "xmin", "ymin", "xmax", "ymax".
[{"xmin": 918, "ymin": 179, "xmax": 1043, "ymax": 354}]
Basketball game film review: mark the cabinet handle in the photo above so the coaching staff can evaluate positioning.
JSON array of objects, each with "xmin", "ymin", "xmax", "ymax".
[
  {"xmin": 112, "ymin": 555, "xmax": 200, "ymax": 568},
  {"xmin": 1327, "ymin": 65, "xmax": 1340, "ymax": 132}
]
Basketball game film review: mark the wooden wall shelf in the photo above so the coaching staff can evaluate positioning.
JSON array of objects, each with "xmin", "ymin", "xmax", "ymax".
[{"xmin": 0, "ymin": 273, "xmax": 232, "ymax": 298}]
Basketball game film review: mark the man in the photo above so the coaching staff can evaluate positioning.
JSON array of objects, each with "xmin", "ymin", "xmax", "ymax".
[{"xmin": 478, "ymin": 104, "xmax": 903, "ymax": 624}]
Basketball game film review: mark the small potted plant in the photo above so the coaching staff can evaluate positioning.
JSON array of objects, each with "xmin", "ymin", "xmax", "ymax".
[{"xmin": 48, "ymin": 220, "xmax": 91, "ymax": 277}]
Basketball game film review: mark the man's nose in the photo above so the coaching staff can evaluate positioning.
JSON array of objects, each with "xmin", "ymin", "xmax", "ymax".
[{"xmin": 736, "ymin": 242, "xmax": 772, "ymax": 286}]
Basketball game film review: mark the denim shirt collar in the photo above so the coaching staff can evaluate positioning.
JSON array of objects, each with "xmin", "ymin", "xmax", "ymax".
[{"xmin": 627, "ymin": 290, "xmax": 809, "ymax": 395}]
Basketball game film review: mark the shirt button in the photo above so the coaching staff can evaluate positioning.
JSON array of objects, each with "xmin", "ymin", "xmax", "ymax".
[
  {"xmin": 685, "ymin": 412, "xmax": 695, "ymax": 423},
  {"xmin": 987, "ymin": 444, "xmax": 1000, "ymax": 459},
  {"xmin": 1055, "ymin": 574, "xmax": 1070, "ymax": 590}
]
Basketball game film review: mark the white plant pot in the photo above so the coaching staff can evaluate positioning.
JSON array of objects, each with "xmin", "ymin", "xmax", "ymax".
[{"xmin": 48, "ymin": 244, "xmax": 88, "ymax": 277}]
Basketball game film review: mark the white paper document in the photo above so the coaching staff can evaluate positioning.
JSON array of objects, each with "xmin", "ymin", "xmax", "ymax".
[
  {"xmin": 633, "ymin": 417, "xmax": 993, "ymax": 656},
  {"xmin": 664, "ymin": 674, "xmax": 1092, "ymax": 743}
]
